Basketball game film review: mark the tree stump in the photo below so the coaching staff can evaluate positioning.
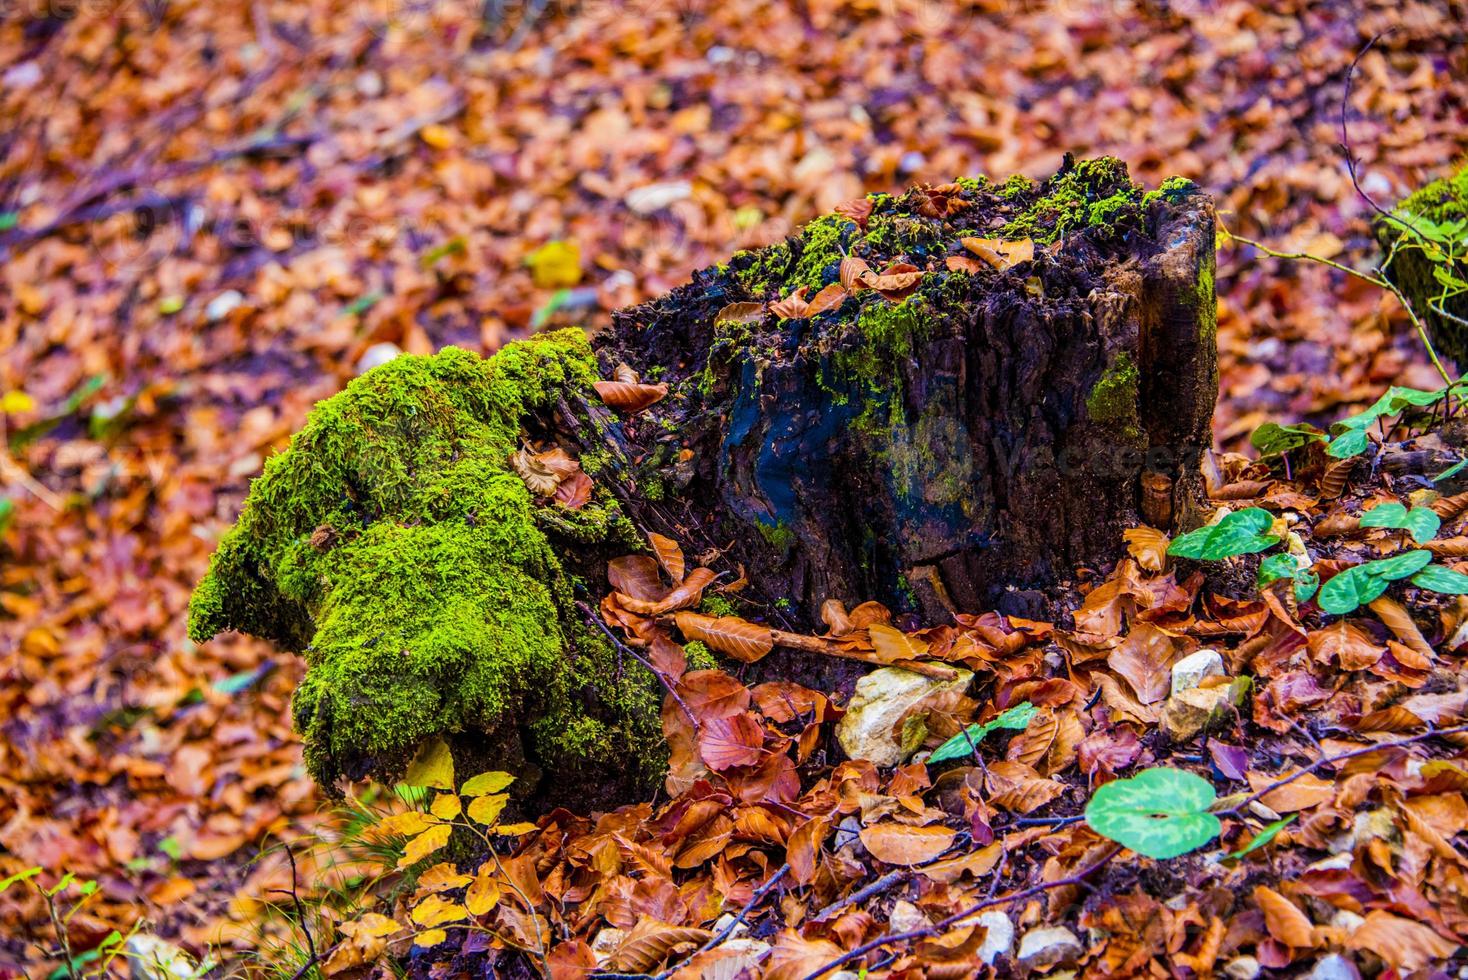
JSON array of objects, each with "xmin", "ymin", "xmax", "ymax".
[
  {"xmin": 189, "ymin": 156, "xmax": 1218, "ymax": 799},
  {"xmin": 1378, "ymin": 164, "xmax": 1468, "ymax": 365},
  {"xmin": 606, "ymin": 156, "xmax": 1217, "ymax": 628}
]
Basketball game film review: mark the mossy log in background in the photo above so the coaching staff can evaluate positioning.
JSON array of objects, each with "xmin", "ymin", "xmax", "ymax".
[
  {"xmin": 1379, "ymin": 163, "xmax": 1468, "ymax": 364},
  {"xmin": 190, "ymin": 157, "xmax": 1219, "ymax": 800}
]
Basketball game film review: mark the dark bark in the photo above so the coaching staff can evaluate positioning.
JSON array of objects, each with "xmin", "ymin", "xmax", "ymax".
[{"xmin": 593, "ymin": 160, "xmax": 1217, "ymax": 648}]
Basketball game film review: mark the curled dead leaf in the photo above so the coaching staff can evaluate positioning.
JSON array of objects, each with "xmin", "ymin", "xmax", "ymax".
[
  {"xmin": 593, "ymin": 380, "xmax": 668, "ymax": 415},
  {"xmin": 960, "ymin": 236, "xmax": 1035, "ymax": 271}
]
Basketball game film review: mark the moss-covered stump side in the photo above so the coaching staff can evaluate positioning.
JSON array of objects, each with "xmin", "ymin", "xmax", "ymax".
[
  {"xmin": 610, "ymin": 156, "xmax": 1218, "ymax": 636},
  {"xmin": 1379, "ymin": 164, "xmax": 1468, "ymax": 364},
  {"xmin": 188, "ymin": 329, "xmax": 664, "ymax": 802}
]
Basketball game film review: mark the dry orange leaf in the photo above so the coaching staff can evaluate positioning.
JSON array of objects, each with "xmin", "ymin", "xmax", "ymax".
[
  {"xmin": 960, "ymin": 236, "xmax": 1035, "ymax": 271},
  {"xmin": 858, "ymin": 822, "xmax": 956, "ymax": 865},
  {"xmin": 1123, "ymin": 526, "xmax": 1171, "ymax": 572},
  {"xmin": 615, "ymin": 567, "xmax": 717, "ymax": 615},
  {"xmin": 1253, "ymin": 885, "xmax": 1315, "ymax": 948},
  {"xmin": 648, "ymin": 532, "xmax": 685, "ymax": 584},
  {"xmin": 805, "ymin": 282, "xmax": 848, "ymax": 316},
  {"xmin": 1346, "ymin": 911, "xmax": 1458, "ymax": 970},
  {"xmin": 592, "ymin": 380, "xmax": 669, "ymax": 415},
  {"xmin": 674, "ymin": 611, "xmax": 774, "ymax": 663}
]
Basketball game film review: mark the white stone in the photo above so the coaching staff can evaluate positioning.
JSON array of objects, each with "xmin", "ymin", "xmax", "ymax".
[
  {"xmin": 1223, "ymin": 956, "xmax": 1261, "ymax": 980},
  {"xmin": 205, "ymin": 290, "xmax": 244, "ymax": 322},
  {"xmin": 1329, "ymin": 909, "xmax": 1365, "ymax": 934},
  {"xmin": 1305, "ymin": 953, "xmax": 1360, "ymax": 980},
  {"xmin": 356, "ymin": 341, "xmax": 402, "ymax": 375},
  {"xmin": 972, "ymin": 911, "xmax": 1015, "ymax": 965},
  {"xmin": 835, "ymin": 666, "xmax": 973, "ymax": 767},
  {"xmin": 1016, "ymin": 926, "xmax": 1083, "ymax": 968},
  {"xmin": 1171, "ymin": 648, "xmax": 1226, "ymax": 694},
  {"xmin": 589, "ymin": 927, "xmax": 625, "ymax": 963},
  {"xmin": 711, "ymin": 912, "xmax": 750, "ymax": 940},
  {"xmin": 1160, "ymin": 685, "xmax": 1228, "ymax": 741},
  {"xmin": 126, "ymin": 934, "xmax": 204, "ymax": 980},
  {"xmin": 625, "ymin": 181, "xmax": 692, "ymax": 215},
  {"xmin": 888, "ymin": 900, "xmax": 928, "ymax": 933}
]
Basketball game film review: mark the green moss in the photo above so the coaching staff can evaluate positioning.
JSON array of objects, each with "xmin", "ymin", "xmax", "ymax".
[
  {"xmin": 999, "ymin": 174, "xmax": 1035, "ymax": 199},
  {"xmin": 954, "ymin": 175, "xmax": 991, "ymax": 195},
  {"xmin": 1086, "ymin": 350, "xmax": 1143, "ymax": 441},
  {"xmin": 790, "ymin": 214, "xmax": 857, "ymax": 292},
  {"xmin": 188, "ymin": 329, "xmax": 664, "ymax": 788},
  {"xmin": 757, "ymin": 520, "xmax": 797, "ymax": 552},
  {"xmin": 700, "ymin": 594, "xmax": 738, "ymax": 618},
  {"xmin": 1398, "ymin": 164, "xmax": 1468, "ymax": 224},
  {"xmin": 684, "ymin": 640, "xmax": 718, "ymax": 672},
  {"xmin": 1001, "ymin": 157, "xmax": 1146, "ymax": 244},
  {"xmin": 733, "ymin": 242, "xmax": 793, "ymax": 297}
]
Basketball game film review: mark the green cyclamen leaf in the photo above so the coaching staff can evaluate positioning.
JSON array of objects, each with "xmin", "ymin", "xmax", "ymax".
[
  {"xmin": 1359, "ymin": 502, "xmax": 1441, "ymax": 544},
  {"xmin": 1318, "ymin": 565, "xmax": 1391, "ymax": 615},
  {"xmin": 1370, "ymin": 549, "xmax": 1434, "ymax": 581},
  {"xmin": 1318, "ymin": 551, "xmax": 1433, "ymax": 615},
  {"xmin": 1166, "ymin": 507, "xmax": 1279, "ymax": 561},
  {"xmin": 1084, "ymin": 768, "xmax": 1222, "ymax": 860},
  {"xmin": 1412, "ymin": 564, "xmax": 1468, "ymax": 595},
  {"xmin": 1293, "ymin": 569, "xmax": 1320, "ymax": 603},
  {"xmin": 1326, "ymin": 429, "xmax": 1370, "ymax": 459},
  {"xmin": 1256, "ymin": 553, "xmax": 1300, "ymax": 587},
  {"xmin": 1250, "ymin": 422, "xmax": 1325, "ymax": 459},
  {"xmin": 1228, "ymin": 815, "xmax": 1296, "ymax": 860},
  {"xmin": 927, "ymin": 701, "xmax": 1036, "ymax": 765}
]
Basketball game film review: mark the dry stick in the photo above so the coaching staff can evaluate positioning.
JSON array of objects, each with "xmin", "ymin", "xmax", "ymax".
[
  {"xmin": 1223, "ymin": 722, "xmax": 1468, "ymax": 816},
  {"xmin": 799, "ymin": 844, "xmax": 1122, "ymax": 980},
  {"xmin": 650, "ymin": 864, "xmax": 791, "ymax": 980},
  {"xmin": 769, "ymin": 629, "xmax": 960, "ymax": 681},
  {"xmin": 576, "ymin": 600, "xmax": 698, "ymax": 730}
]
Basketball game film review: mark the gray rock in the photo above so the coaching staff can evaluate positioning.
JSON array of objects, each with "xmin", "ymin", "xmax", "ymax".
[
  {"xmin": 1223, "ymin": 956, "xmax": 1260, "ymax": 980},
  {"xmin": 1305, "ymin": 953, "xmax": 1360, "ymax": 980},
  {"xmin": 126, "ymin": 934, "xmax": 204, "ymax": 980},
  {"xmin": 1171, "ymin": 648, "xmax": 1226, "ymax": 694},
  {"xmin": 356, "ymin": 341, "xmax": 402, "ymax": 375},
  {"xmin": 1016, "ymin": 926, "xmax": 1083, "ymax": 968},
  {"xmin": 835, "ymin": 666, "xmax": 973, "ymax": 767},
  {"xmin": 972, "ymin": 910, "xmax": 1015, "ymax": 965},
  {"xmin": 205, "ymin": 290, "xmax": 244, "ymax": 322}
]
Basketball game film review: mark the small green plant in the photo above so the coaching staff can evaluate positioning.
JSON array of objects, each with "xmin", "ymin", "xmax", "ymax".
[
  {"xmin": 1084, "ymin": 768, "xmax": 1222, "ymax": 859},
  {"xmin": 926, "ymin": 702, "xmax": 1036, "ymax": 764},
  {"xmin": 1227, "ymin": 815, "xmax": 1296, "ymax": 860},
  {"xmin": 1318, "ymin": 550, "xmax": 1433, "ymax": 614},
  {"xmin": 1358, "ymin": 501, "xmax": 1441, "ymax": 544},
  {"xmin": 0, "ymin": 868, "xmax": 136, "ymax": 979},
  {"xmin": 1257, "ymin": 553, "xmax": 1319, "ymax": 602},
  {"xmin": 1166, "ymin": 507, "xmax": 1279, "ymax": 561},
  {"xmin": 1324, "ymin": 383, "xmax": 1460, "ymax": 459}
]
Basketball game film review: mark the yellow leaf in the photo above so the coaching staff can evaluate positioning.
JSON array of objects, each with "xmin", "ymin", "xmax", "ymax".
[
  {"xmin": 413, "ymin": 928, "xmax": 447, "ymax": 948},
  {"xmin": 525, "ymin": 240, "xmax": 582, "ymax": 288},
  {"xmin": 348, "ymin": 912, "xmax": 403, "ymax": 939},
  {"xmin": 466, "ymin": 869, "xmax": 501, "ymax": 916},
  {"xmin": 460, "ymin": 771, "xmax": 515, "ymax": 796},
  {"xmin": 430, "ymin": 793, "xmax": 462, "ymax": 820},
  {"xmin": 1, "ymin": 391, "xmax": 35, "ymax": 414},
  {"xmin": 494, "ymin": 822, "xmax": 539, "ymax": 836},
  {"xmin": 367, "ymin": 811, "xmax": 439, "ymax": 841},
  {"xmin": 417, "ymin": 862, "xmax": 472, "ymax": 893},
  {"xmin": 411, "ymin": 895, "xmax": 469, "ymax": 928},
  {"xmin": 466, "ymin": 793, "xmax": 508, "ymax": 826},
  {"xmin": 399, "ymin": 823, "xmax": 452, "ymax": 868},
  {"xmin": 419, "ymin": 124, "xmax": 456, "ymax": 149},
  {"xmin": 404, "ymin": 738, "xmax": 455, "ymax": 790}
]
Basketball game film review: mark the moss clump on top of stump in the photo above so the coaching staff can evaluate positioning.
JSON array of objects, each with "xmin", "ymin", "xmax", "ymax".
[
  {"xmin": 188, "ymin": 329, "xmax": 663, "ymax": 794},
  {"xmin": 1379, "ymin": 163, "xmax": 1468, "ymax": 364}
]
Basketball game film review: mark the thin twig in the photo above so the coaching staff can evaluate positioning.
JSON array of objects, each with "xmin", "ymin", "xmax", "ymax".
[
  {"xmin": 1223, "ymin": 722, "xmax": 1468, "ymax": 815},
  {"xmin": 284, "ymin": 842, "xmax": 319, "ymax": 979},
  {"xmin": 799, "ymin": 845, "xmax": 1121, "ymax": 980},
  {"xmin": 652, "ymin": 864, "xmax": 790, "ymax": 979},
  {"xmin": 576, "ymin": 600, "xmax": 698, "ymax": 729}
]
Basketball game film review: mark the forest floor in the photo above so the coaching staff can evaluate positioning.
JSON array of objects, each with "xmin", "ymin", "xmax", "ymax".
[{"xmin": 1, "ymin": 0, "xmax": 1467, "ymax": 975}]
